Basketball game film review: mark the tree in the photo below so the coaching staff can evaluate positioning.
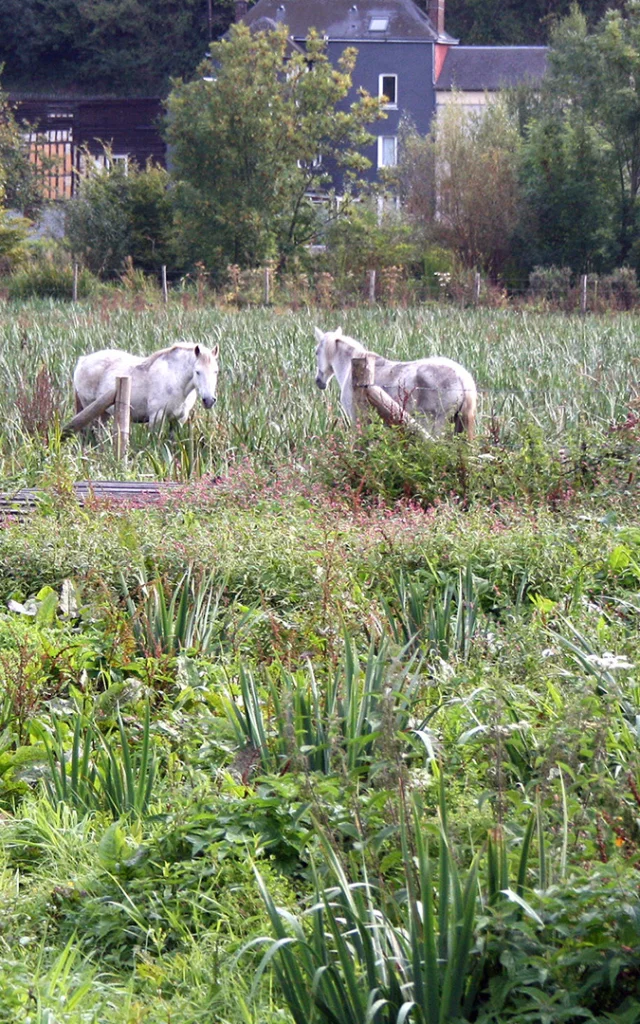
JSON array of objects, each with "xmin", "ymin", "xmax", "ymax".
[
  {"xmin": 395, "ymin": 99, "xmax": 522, "ymax": 278},
  {"xmin": 165, "ymin": 24, "xmax": 383, "ymax": 276},
  {"xmin": 546, "ymin": 2, "xmax": 640, "ymax": 265},
  {"xmin": 446, "ymin": 0, "xmax": 619, "ymax": 46},
  {"xmin": 517, "ymin": 107, "xmax": 614, "ymax": 273},
  {"xmin": 0, "ymin": 77, "xmax": 43, "ymax": 216},
  {"xmin": 0, "ymin": 0, "xmax": 223, "ymax": 95}
]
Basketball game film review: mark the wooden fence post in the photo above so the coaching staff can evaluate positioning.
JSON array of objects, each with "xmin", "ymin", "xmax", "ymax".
[
  {"xmin": 351, "ymin": 352, "xmax": 376, "ymax": 425},
  {"xmin": 368, "ymin": 269, "xmax": 376, "ymax": 305},
  {"xmin": 474, "ymin": 271, "xmax": 481, "ymax": 305},
  {"xmin": 161, "ymin": 265, "xmax": 168, "ymax": 304},
  {"xmin": 113, "ymin": 375, "xmax": 131, "ymax": 462},
  {"xmin": 72, "ymin": 262, "xmax": 79, "ymax": 302},
  {"xmin": 580, "ymin": 273, "xmax": 588, "ymax": 315},
  {"xmin": 264, "ymin": 266, "xmax": 271, "ymax": 305}
]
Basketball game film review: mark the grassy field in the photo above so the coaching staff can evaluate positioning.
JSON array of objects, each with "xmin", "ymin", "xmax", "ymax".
[
  {"xmin": 1, "ymin": 300, "xmax": 639, "ymax": 483},
  {"xmin": 1, "ymin": 300, "xmax": 640, "ymax": 1022}
]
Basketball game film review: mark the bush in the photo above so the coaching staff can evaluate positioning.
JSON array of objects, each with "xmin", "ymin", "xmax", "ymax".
[
  {"xmin": 65, "ymin": 153, "xmax": 178, "ymax": 278},
  {"xmin": 599, "ymin": 266, "xmax": 640, "ymax": 310},
  {"xmin": 529, "ymin": 265, "xmax": 573, "ymax": 302},
  {"xmin": 323, "ymin": 202, "xmax": 417, "ymax": 288},
  {"xmin": 314, "ymin": 416, "xmax": 634, "ymax": 510},
  {"xmin": 421, "ymin": 244, "xmax": 457, "ymax": 298},
  {"xmin": 7, "ymin": 244, "xmax": 97, "ymax": 299},
  {"xmin": 0, "ymin": 208, "xmax": 30, "ymax": 274}
]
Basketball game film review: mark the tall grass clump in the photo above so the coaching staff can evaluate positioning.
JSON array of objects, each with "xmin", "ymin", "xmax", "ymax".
[
  {"xmin": 249, "ymin": 785, "xmax": 530, "ymax": 1024},
  {"xmin": 8, "ymin": 248, "xmax": 98, "ymax": 301},
  {"xmin": 251, "ymin": 783, "xmax": 640, "ymax": 1023},
  {"xmin": 42, "ymin": 703, "xmax": 157, "ymax": 820},
  {"xmin": 222, "ymin": 640, "xmax": 430, "ymax": 777}
]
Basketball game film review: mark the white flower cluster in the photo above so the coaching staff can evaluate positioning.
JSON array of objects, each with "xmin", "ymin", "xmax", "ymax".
[{"xmin": 585, "ymin": 652, "xmax": 635, "ymax": 671}]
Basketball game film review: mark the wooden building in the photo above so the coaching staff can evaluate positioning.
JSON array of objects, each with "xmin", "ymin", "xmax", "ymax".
[{"xmin": 11, "ymin": 96, "xmax": 166, "ymax": 200}]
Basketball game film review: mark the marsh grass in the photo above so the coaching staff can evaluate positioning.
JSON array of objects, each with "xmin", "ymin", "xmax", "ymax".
[
  {"xmin": 2, "ymin": 301, "xmax": 640, "ymax": 1022},
  {"xmin": 1, "ymin": 302, "xmax": 640, "ymax": 487}
]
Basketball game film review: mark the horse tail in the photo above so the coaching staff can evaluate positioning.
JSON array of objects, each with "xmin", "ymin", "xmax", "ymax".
[{"xmin": 454, "ymin": 382, "xmax": 477, "ymax": 441}]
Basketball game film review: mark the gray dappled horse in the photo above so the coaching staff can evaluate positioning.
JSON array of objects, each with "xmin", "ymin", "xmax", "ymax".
[{"xmin": 314, "ymin": 327, "xmax": 476, "ymax": 440}]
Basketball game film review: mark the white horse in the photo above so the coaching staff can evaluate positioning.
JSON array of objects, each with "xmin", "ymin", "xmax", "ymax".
[
  {"xmin": 72, "ymin": 342, "xmax": 219, "ymax": 429},
  {"xmin": 314, "ymin": 327, "xmax": 477, "ymax": 440}
]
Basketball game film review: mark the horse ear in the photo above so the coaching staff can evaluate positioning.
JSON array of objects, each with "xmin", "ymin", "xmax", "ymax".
[
  {"xmin": 313, "ymin": 326, "xmax": 325, "ymax": 343},
  {"xmin": 194, "ymin": 345, "xmax": 200, "ymax": 358},
  {"xmin": 212, "ymin": 344, "xmax": 219, "ymax": 358}
]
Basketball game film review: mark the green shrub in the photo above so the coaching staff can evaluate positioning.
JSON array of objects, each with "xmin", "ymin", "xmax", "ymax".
[
  {"xmin": 599, "ymin": 266, "xmax": 640, "ymax": 310},
  {"xmin": 7, "ymin": 245, "xmax": 97, "ymax": 299},
  {"xmin": 315, "ymin": 416, "xmax": 635, "ymax": 509},
  {"xmin": 65, "ymin": 153, "xmax": 178, "ymax": 278},
  {"xmin": 421, "ymin": 244, "xmax": 457, "ymax": 298},
  {"xmin": 0, "ymin": 208, "xmax": 30, "ymax": 273},
  {"xmin": 528, "ymin": 264, "xmax": 573, "ymax": 302},
  {"xmin": 324, "ymin": 201, "xmax": 417, "ymax": 285}
]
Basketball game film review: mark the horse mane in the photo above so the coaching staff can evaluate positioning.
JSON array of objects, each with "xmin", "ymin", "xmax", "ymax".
[
  {"xmin": 139, "ymin": 343, "xmax": 201, "ymax": 369},
  {"xmin": 335, "ymin": 334, "xmax": 368, "ymax": 354}
]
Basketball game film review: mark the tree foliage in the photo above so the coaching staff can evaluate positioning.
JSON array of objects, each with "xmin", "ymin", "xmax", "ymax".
[
  {"xmin": 0, "ymin": 78, "xmax": 43, "ymax": 216},
  {"xmin": 518, "ymin": 108, "xmax": 614, "ymax": 273},
  {"xmin": 0, "ymin": 77, "xmax": 36, "ymax": 270},
  {"xmin": 396, "ymin": 100, "xmax": 522, "ymax": 278},
  {"xmin": 165, "ymin": 24, "xmax": 384, "ymax": 276},
  {"xmin": 545, "ymin": 2, "xmax": 640, "ymax": 265},
  {"xmin": 0, "ymin": 0, "xmax": 224, "ymax": 95},
  {"xmin": 446, "ymin": 0, "xmax": 620, "ymax": 45},
  {"xmin": 65, "ymin": 154, "xmax": 176, "ymax": 277}
]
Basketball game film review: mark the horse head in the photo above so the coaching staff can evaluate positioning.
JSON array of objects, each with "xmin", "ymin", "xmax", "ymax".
[
  {"xmin": 193, "ymin": 343, "xmax": 219, "ymax": 409},
  {"xmin": 314, "ymin": 326, "xmax": 343, "ymax": 390}
]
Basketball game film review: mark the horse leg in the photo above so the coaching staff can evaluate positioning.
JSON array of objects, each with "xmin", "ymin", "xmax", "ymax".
[
  {"xmin": 432, "ymin": 412, "xmax": 448, "ymax": 436},
  {"xmin": 149, "ymin": 407, "xmax": 168, "ymax": 430},
  {"xmin": 340, "ymin": 383, "xmax": 356, "ymax": 423}
]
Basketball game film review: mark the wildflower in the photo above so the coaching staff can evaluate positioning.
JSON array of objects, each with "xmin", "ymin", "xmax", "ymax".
[{"xmin": 585, "ymin": 652, "xmax": 634, "ymax": 671}]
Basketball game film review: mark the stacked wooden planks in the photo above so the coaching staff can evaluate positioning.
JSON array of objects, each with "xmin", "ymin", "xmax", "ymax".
[{"xmin": 0, "ymin": 480, "xmax": 184, "ymax": 519}]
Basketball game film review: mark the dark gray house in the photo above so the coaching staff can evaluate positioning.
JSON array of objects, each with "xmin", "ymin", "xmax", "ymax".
[
  {"xmin": 239, "ymin": 0, "xmax": 457, "ymax": 183},
  {"xmin": 239, "ymin": 0, "xmax": 548, "ymax": 185}
]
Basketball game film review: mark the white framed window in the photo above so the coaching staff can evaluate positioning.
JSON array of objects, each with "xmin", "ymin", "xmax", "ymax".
[
  {"xmin": 377, "ymin": 135, "xmax": 397, "ymax": 168},
  {"xmin": 379, "ymin": 74, "xmax": 398, "ymax": 108},
  {"xmin": 79, "ymin": 152, "xmax": 129, "ymax": 174},
  {"xmin": 369, "ymin": 16, "xmax": 388, "ymax": 30},
  {"xmin": 111, "ymin": 154, "xmax": 129, "ymax": 173}
]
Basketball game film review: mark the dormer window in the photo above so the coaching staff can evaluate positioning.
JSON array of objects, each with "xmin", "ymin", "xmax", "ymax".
[
  {"xmin": 379, "ymin": 74, "xmax": 397, "ymax": 108},
  {"xmin": 369, "ymin": 16, "xmax": 389, "ymax": 31}
]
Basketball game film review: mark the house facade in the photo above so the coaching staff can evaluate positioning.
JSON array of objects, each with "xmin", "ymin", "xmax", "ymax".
[
  {"xmin": 240, "ymin": 0, "xmax": 457, "ymax": 184},
  {"xmin": 11, "ymin": 96, "xmax": 166, "ymax": 200},
  {"xmin": 239, "ymin": 0, "xmax": 548, "ymax": 185},
  {"xmin": 435, "ymin": 46, "xmax": 548, "ymax": 117}
]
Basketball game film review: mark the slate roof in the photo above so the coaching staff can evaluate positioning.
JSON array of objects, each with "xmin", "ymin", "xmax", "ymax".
[
  {"xmin": 436, "ymin": 46, "xmax": 548, "ymax": 90},
  {"xmin": 241, "ymin": 0, "xmax": 457, "ymax": 43}
]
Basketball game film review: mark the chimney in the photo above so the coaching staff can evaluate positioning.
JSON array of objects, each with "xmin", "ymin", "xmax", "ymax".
[
  {"xmin": 427, "ymin": 0, "xmax": 445, "ymax": 37},
  {"xmin": 235, "ymin": 0, "xmax": 248, "ymax": 21}
]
